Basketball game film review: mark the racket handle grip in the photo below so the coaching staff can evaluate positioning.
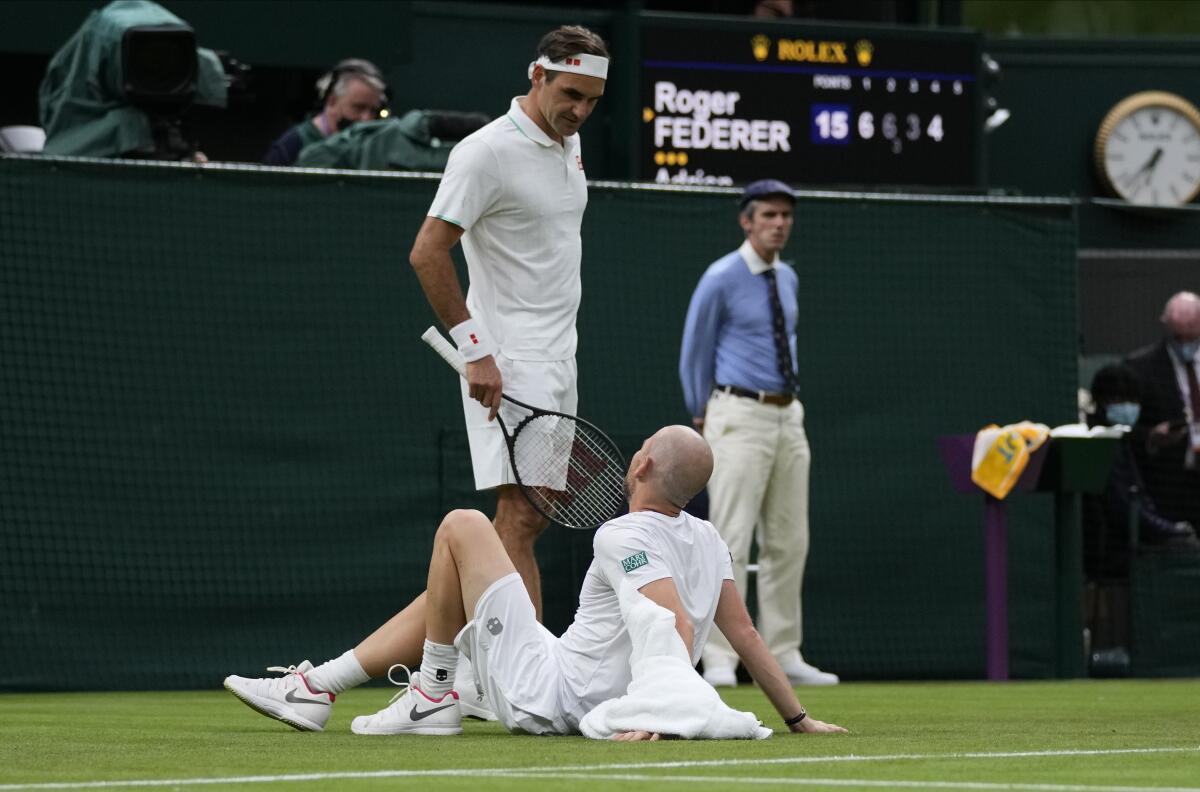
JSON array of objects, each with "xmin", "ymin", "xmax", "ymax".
[{"xmin": 420, "ymin": 325, "xmax": 468, "ymax": 378}]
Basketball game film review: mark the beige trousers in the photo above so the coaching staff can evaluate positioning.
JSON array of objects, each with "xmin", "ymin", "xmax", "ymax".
[{"xmin": 700, "ymin": 389, "xmax": 811, "ymax": 671}]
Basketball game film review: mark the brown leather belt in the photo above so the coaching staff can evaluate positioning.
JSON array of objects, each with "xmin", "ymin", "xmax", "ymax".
[{"xmin": 716, "ymin": 384, "xmax": 794, "ymax": 406}]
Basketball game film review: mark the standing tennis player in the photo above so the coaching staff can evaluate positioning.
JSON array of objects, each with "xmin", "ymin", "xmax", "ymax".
[
  {"xmin": 410, "ymin": 24, "xmax": 608, "ymax": 617},
  {"xmin": 222, "ymin": 25, "xmax": 609, "ymax": 727}
]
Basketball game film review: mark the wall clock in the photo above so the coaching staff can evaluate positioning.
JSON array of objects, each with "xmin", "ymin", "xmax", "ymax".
[{"xmin": 1094, "ymin": 90, "xmax": 1200, "ymax": 206}]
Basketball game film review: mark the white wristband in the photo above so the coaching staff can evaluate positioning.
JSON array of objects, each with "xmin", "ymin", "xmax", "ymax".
[{"xmin": 449, "ymin": 318, "xmax": 495, "ymax": 363}]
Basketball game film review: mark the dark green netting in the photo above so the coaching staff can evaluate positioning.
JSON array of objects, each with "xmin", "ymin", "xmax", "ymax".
[{"xmin": 2, "ymin": 156, "xmax": 1080, "ymax": 689}]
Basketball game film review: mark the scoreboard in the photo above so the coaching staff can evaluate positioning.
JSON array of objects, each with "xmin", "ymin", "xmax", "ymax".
[{"xmin": 638, "ymin": 21, "xmax": 982, "ymax": 188}]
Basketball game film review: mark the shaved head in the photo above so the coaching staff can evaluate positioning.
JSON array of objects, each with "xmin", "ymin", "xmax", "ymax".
[
  {"xmin": 640, "ymin": 425, "xmax": 714, "ymax": 508},
  {"xmin": 1162, "ymin": 291, "xmax": 1200, "ymax": 340}
]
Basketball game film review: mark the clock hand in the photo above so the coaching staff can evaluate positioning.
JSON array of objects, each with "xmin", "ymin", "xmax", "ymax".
[
  {"xmin": 1121, "ymin": 168, "xmax": 1151, "ymax": 192},
  {"xmin": 1121, "ymin": 148, "xmax": 1164, "ymax": 191},
  {"xmin": 1132, "ymin": 148, "xmax": 1163, "ymax": 175}
]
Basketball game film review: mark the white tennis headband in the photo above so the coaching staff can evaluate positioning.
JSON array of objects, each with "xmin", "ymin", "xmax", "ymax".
[{"xmin": 527, "ymin": 53, "xmax": 609, "ymax": 81}]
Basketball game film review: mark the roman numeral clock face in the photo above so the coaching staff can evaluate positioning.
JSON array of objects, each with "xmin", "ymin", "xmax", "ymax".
[{"xmin": 1095, "ymin": 91, "xmax": 1200, "ymax": 206}]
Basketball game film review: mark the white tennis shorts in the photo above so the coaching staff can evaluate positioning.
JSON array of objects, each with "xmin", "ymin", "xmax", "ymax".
[
  {"xmin": 453, "ymin": 572, "xmax": 572, "ymax": 735},
  {"xmin": 460, "ymin": 354, "xmax": 578, "ymax": 490}
]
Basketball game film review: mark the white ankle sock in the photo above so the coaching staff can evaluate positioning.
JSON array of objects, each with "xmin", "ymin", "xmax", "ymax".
[
  {"xmin": 419, "ymin": 640, "xmax": 458, "ymax": 699},
  {"xmin": 305, "ymin": 649, "xmax": 369, "ymax": 695}
]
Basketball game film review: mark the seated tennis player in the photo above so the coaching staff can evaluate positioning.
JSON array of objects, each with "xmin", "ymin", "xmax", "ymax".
[{"xmin": 225, "ymin": 425, "xmax": 845, "ymax": 737}]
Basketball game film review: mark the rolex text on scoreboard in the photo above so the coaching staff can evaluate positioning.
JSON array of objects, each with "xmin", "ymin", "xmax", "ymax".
[{"xmin": 639, "ymin": 23, "xmax": 982, "ymax": 188}]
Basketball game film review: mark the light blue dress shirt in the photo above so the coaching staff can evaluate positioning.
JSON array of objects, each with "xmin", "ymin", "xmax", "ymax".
[{"xmin": 679, "ymin": 240, "xmax": 800, "ymax": 418}]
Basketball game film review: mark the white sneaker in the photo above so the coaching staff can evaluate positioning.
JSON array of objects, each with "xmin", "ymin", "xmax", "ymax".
[
  {"xmin": 351, "ymin": 665, "xmax": 462, "ymax": 736},
  {"xmin": 782, "ymin": 659, "xmax": 839, "ymax": 686},
  {"xmin": 455, "ymin": 676, "xmax": 498, "ymax": 721},
  {"xmin": 224, "ymin": 661, "xmax": 334, "ymax": 732},
  {"xmin": 702, "ymin": 665, "xmax": 738, "ymax": 687}
]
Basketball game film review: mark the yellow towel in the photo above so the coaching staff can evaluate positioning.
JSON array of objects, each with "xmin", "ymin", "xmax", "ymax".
[{"xmin": 970, "ymin": 422, "xmax": 1050, "ymax": 499}]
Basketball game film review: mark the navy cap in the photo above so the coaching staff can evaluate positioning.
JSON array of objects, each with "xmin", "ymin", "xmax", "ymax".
[{"xmin": 739, "ymin": 179, "xmax": 796, "ymax": 208}]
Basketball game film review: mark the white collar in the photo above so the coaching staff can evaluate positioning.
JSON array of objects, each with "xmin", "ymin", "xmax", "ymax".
[
  {"xmin": 738, "ymin": 239, "xmax": 780, "ymax": 275},
  {"xmin": 506, "ymin": 96, "xmax": 576, "ymax": 149}
]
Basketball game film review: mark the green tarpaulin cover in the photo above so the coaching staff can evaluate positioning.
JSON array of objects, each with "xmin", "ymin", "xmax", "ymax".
[{"xmin": 38, "ymin": 0, "xmax": 226, "ymax": 158}]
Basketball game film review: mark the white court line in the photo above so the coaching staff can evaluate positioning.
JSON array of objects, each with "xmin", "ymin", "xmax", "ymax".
[
  {"xmin": 450, "ymin": 772, "xmax": 1200, "ymax": 792},
  {"xmin": 525, "ymin": 746, "xmax": 1200, "ymax": 772},
  {"xmin": 1, "ymin": 746, "xmax": 1197, "ymax": 791}
]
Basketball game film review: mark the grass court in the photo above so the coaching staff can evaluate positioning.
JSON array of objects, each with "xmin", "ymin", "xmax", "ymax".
[{"xmin": 3, "ymin": 679, "xmax": 1198, "ymax": 790}]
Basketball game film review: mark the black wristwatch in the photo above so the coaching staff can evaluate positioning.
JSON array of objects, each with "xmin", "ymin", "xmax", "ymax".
[{"xmin": 784, "ymin": 707, "xmax": 807, "ymax": 727}]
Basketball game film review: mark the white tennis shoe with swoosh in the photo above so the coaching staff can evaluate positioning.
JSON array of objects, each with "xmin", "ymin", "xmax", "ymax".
[
  {"xmin": 351, "ymin": 664, "xmax": 462, "ymax": 736},
  {"xmin": 223, "ymin": 660, "xmax": 334, "ymax": 732}
]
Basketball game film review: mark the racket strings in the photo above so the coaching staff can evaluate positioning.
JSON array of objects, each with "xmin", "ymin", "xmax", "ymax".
[
  {"xmin": 543, "ymin": 447, "xmax": 625, "ymax": 527},
  {"xmin": 523, "ymin": 427, "xmax": 621, "ymax": 519},
  {"xmin": 555, "ymin": 430, "xmax": 624, "ymax": 517},
  {"xmin": 513, "ymin": 415, "xmax": 624, "ymax": 529}
]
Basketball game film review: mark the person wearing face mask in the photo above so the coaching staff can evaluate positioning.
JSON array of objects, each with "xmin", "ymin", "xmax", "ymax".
[
  {"xmin": 1082, "ymin": 363, "xmax": 1197, "ymax": 674},
  {"xmin": 1085, "ymin": 364, "xmax": 1196, "ymax": 554},
  {"xmin": 1124, "ymin": 291, "xmax": 1200, "ymax": 532},
  {"xmin": 679, "ymin": 180, "xmax": 838, "ymax": 689},
  {"xmin": 262, "ymin": 58, "xmax": 386, "ymax": 166}
]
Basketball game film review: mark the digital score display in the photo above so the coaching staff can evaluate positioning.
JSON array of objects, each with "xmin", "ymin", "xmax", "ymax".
[{"xmin": 639, "ymin": 22, "xmax": 982, "ymax": 188}]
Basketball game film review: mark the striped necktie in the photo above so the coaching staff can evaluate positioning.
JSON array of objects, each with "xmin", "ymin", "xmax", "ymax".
[{"xmin": 762, "ymin": 267, "xmax": 798, "ymax": 395}]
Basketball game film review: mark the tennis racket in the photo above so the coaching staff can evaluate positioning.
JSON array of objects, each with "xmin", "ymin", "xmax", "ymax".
[{"xmin": 420, "ymin": 326, "xmax": 627, "ymax": 531}]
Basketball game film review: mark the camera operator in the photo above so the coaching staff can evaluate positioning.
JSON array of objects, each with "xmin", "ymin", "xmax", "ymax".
[{"xmin": 263, "ymin": 59, "xmax": 386, "ymax": 166}]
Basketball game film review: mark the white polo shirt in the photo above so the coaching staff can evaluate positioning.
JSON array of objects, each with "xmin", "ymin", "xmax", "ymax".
[
  {"xmin": 428, "ymin": 97, "xmax": 588, "ymax": 361},
  {"xmin": 553, "ymin": 509, "xmax": 734, "ymax": 729}
]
